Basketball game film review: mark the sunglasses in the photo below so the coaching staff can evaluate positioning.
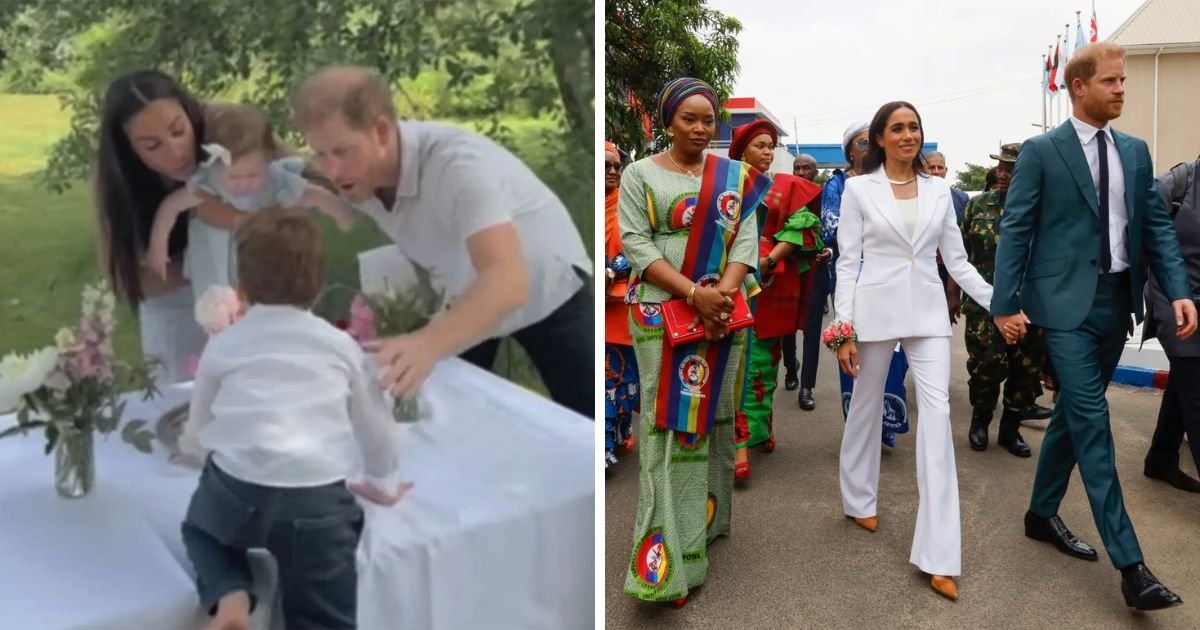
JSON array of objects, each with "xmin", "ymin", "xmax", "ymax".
[
  {"xmin": 604, "ymin": 162, "xmax": 622, "ymax": 173},
  {"xmin": 853, "ymin": 138, "xmax": 870, "ymax": 150}
]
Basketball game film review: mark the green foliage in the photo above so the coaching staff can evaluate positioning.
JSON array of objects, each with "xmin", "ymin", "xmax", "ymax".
[
  {"xmin": 815, "ymin": 169, "xmax": 831, "ymax": 186},
  {"xmin": 605, "ymin": 0, "xmax": 742, "ymax": 155},
  {"xmin": 0, "ymin": 0, "xmax": 593, "ymax": 193},
  {"xmin": 365, "ymin": 261, "xmax": 446, "ymax": 337},
  {"xmin": 953, "ymin": 162, "xmax": 990, "ymax": 192}
]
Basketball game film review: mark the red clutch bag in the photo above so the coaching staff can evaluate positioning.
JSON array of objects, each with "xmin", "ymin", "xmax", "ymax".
[{"xmin": 661, "ymin": 291, "xmax": 754, "ymax": 346}]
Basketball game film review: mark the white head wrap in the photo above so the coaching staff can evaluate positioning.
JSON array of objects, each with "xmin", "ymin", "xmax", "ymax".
[{"xmin": 842, "ymin": 120, "xmax": 871, "ymax": 157}]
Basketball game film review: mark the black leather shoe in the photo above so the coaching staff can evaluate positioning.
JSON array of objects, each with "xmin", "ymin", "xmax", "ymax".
[
  {"xmin": 798, "ymin": 388, "xmax": 815, "ymax": 411},
  {"xmin": 1023, "ymin": 404, "xmax": 1053, "ymax": 420},
  {"xmin": 998, "ymin": 410, "xmax": 1032, "ymax": 457},
  {"xmin": 1121, "ymin": 564, "xmax": 1184, "ymax": 611},
  {"xmin": 1144, "ymin": 464, "xmax": 1200, "ymax": 493},
  {"xmin": 998, "ymin": 432, "xmax": 1032, "ymax": 457},
  {"xmin": 1024, "ymin": 511, "xmax": 1098, "ymax": 561},
  {"xmin": 968, "ymin": 420, "xmax": 988, "ymax": 451},
  {"xmin": 784, "ymin": 374, "xmax": 799, "ymax": 391}
]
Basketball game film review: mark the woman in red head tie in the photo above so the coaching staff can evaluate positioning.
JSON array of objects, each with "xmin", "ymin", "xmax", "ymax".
[{"xmin": 726, "ymin": 121, "xmax": 823, "ymax": 482}]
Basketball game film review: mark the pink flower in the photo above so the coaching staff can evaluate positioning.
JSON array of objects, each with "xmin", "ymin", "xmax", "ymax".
[
  {"xmin": 195, "ymin": 286, "xmax": 242, "ymax": 335},
  {"xmin": 348, "ymin": 295, "xmax": 378, "ymax": 342}
]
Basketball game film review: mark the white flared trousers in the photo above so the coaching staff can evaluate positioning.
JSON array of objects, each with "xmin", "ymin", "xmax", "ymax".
[{"xmin": 839, "ymin": 336, "xmax": 961, "ymax": 576}]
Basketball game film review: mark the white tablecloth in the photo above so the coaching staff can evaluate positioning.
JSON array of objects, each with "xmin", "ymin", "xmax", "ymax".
[{"xmin": 0, "ymin": 359, "xmax": 595, "ymax": 629}]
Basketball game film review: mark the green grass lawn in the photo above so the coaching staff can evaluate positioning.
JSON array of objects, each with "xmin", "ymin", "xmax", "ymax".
[{"xmin": 0, "ymin": 94, "xmax": 592, "ymax": 394}]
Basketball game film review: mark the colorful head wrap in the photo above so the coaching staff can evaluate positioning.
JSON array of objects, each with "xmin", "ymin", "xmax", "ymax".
[
  {"xmin": 604, "ymin": 140, "xmax": 619, "ymax": 159},
  {"xmin": 728, "ymin": 120, "xmax": 777, "ymax": 162},
  {"xmin": 656, "ymin": 77, "xmax": 719, "ymax": 127}
]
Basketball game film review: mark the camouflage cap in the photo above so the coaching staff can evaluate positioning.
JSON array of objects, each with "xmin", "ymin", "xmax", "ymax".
[{"xmin": 989, "ymin": 143, "xmax": 1021, "ymax": 163}]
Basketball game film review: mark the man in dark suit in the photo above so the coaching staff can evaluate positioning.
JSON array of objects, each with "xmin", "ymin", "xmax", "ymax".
[{"xmin": 992, "ymin": 42, "xmax": 1197, "ymax": 611}]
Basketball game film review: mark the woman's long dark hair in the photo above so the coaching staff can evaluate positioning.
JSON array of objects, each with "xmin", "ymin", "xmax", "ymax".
[
  {"xmin": 861, "ymin": 101, "xmax": 928, "ymax": 176},
  {"xmin": 95, "ymin": 70, "xmax": 206, "ymax": 305}
]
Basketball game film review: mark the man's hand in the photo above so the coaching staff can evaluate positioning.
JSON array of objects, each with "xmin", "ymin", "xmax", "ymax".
[
  {"xmin": 1173, "ymin": 299, "xmax": 1198, "ymax": 340},
  {"xmin": 947, "ymin": 292, "xmax": 961, "ymax": 325},
  {"xmin": 993, "ymin": 311, "xmax": 1031, "ymax": 344},
  {"xmin": 815, "ymin": 248, "xmax": 833, "ymax": 263},
  {"xmin": 348, "ymin": 480, "xmax": 414, "ymax": 506},
  {"xmin": 364, "ymin": 332, "xmax": 441, "ymax": 398}
]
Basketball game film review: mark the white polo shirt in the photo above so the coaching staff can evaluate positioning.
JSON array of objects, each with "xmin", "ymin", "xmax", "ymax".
[{"xmin": 353, "ymin": 121, "xmax": 590, "ymax": 339}]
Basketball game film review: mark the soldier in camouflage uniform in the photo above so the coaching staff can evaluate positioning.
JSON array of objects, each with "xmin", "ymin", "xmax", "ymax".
[{"xmin": 959, "ymin": 143, "xmax": 1047, "ymax": 458}]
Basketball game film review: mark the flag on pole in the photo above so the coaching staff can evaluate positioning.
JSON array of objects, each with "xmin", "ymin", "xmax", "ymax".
[
  {"xmin": 1049, "ymin": 40, "xmax": 1060, "ymax": 95},
  {"xmin": 1042, "ymin": 53, "xmax": 1051, "ymax": 96},
  {"xmin": 1076, "ymin": 12, "xmax": 1087, "ymax": 51},
  {"xmin": 1090, "ymin": 1, "xmax": 1099, "ymax": 42}
]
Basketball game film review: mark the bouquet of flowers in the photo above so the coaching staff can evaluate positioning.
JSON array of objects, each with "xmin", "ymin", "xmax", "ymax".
[
  {"xmin": 345, "ymin": 261, "xmax": 444, "ymax": 422},
  {"xmin": 821, "ymin": 320, "xmax": 858, "ymax": 353},
  {"xmin": 0, "ymin": 280, "xmax": 159, "ymax": 498}
]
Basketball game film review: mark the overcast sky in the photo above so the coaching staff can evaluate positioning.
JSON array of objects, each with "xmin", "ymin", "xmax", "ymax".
[{"xmin": 706, "ymin": 0, "xmax": 1146, "ymax": 177}]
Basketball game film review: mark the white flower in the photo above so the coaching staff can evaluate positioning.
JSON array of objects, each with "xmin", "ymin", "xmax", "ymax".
[
  {"xmin": 0, "ymin": 347, "xmax": 59, "ymax": 412},
  {"xmin": 54, "ymin": 327, "xmax": 78, "ymax": 352},
  {"xmin": 195, "ymin": 286, "xmax": 242, "ymax": 335}
]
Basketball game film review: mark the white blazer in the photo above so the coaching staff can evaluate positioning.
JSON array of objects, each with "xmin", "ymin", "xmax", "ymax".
[{"xmin": 833, "ymin": 168, "xmax": 992, "ymax": 342}]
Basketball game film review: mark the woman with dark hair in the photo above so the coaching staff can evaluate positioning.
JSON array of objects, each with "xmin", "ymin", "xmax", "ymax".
[
  {"xmin": 619, "ymin": 77, "xmax": 768, "ymax": 607},
  {"xmin": 94, "ymin": 70, "xmax": 236, "ymax": 383},
  {"xmin": 828, "ymin": 101, "xmax": 993, "ymax": 600}
]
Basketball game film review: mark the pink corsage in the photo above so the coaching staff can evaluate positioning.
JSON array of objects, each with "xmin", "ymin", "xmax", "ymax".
[
  {"xmin": 821, "ymin": 320, "xmax": 857, "ymax": 353},
  {"xmin": 195, "ymin": 286, "xmax": 242, "ymax": 335}
]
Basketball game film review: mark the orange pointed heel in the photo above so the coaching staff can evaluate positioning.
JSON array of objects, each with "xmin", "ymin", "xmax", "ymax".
[
  {"xmin": 734, "ymin": 462, "xmax": 751, "ymax": 482},
  {"xmin": 930, "ymin": 575, "xmax": 958, "ymax": 601},
  {"xmin": 846, "ymin": 515, "xmax": 877, "ymax": 532}
]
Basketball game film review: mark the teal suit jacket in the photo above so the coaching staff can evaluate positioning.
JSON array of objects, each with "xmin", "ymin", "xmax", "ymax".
[{"xmin": 991, "ymin": 121, "xmax": 1190, "ymax": 330}]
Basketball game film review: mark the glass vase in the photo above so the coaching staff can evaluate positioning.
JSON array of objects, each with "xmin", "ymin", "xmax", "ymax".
[
  {"xmin": 54, "ymin": 427, "xmax": 95, "ymax": 499},
  {"xmin": 392, "ymin": 387, "xmax": 432, "ymax": 423}
]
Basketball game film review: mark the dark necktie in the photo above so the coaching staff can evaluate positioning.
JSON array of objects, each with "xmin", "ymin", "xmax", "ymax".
[{"xmin": 1096, "ymin": 130, "xmax": 1111, "ymax": 273}]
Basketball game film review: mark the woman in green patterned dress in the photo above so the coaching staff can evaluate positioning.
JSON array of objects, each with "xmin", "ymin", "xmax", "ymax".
[{"xmin": 619, "ymin": 78, "xmax": 766, "ymax": 607}]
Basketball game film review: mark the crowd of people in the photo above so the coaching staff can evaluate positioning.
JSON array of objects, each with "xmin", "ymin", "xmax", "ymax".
[{"xmin": 605, "ymin": 41, "xmax": 1198, "ymax": 612}]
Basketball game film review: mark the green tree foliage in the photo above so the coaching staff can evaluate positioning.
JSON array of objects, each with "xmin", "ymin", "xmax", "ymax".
[
  {"xmin": 0, "ymin": 0, "xmax": 593, "ymax": 196},
  {"xmin": 604, "ymin": 0, "xmax": 741, "ymax": 156},
  {"xmin": 952, "ymin": 162, "xmax": 989, "ymax": 192}
]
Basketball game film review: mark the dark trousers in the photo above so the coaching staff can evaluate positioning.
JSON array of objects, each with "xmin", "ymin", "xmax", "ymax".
[
  {"xmin": 783, "ymin": 261, "xmax": 829, "ymax": 389},
  {"xmin": 460, "ymin": 276, "xmax": 593, "ymax": 418},
  {"xmin": 182, "ymin": 459, "xmax": 364, "ymax": 629},
  {"xmin": 1145, "ymin": 356, "xmax": 1200, "ymax": 473},
  {"xmin": 1029, "ymin": 272, "xmax": 1142, "ymax": 569}
]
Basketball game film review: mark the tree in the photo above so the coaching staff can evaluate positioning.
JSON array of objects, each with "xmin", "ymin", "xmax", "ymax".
[
  {"xmin": 605, "ymin": 0, "xmax": 741, "ymax": 155},
  {"xmin": 0, "ymin": 0, "xmax": 593, "ymax": 193},
  {"xmin": 815, "ymin": 169, "xmax": 832, "ymax": 186},
  {"xmin": 952, "ymin": 162, "xmax": 989, "ymax": 192}
]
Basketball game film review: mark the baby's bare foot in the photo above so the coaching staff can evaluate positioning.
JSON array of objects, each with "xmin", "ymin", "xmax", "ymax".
[{"xmin": 206, "ymin": 590, "xmax": 250, "ymax": 630}]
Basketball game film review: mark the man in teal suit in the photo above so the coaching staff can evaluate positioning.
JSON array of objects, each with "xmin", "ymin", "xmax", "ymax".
[{"xmin": 992, "ymin": 42, "xmax": 1197, "ymax": 611}]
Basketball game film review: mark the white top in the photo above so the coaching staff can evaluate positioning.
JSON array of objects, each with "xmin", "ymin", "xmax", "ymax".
[
  {"xmin": 352, "ymin": 121, "xmax": 592, "ymax": 338},
  {"xmin": 1070, "ymin": 115, "xmax": 1129, "ymax": 273},
  {"xmin": 896, "ymin": 196, "xmax": 919, "ymax": 240},
  {"xmin": 180, "ymin": 304, "xmax": 399, "ymax": 488}
]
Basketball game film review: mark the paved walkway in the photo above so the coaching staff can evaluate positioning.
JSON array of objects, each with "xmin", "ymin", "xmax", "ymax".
[{"xmin": 605, "ymin": 323, "xmax": 1200, "ymax": 629}]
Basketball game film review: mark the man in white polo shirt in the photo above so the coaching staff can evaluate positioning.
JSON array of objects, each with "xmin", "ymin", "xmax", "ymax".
[{"xmin": 292, "ymin": 66, "xmax": 592, "ymax": 417}]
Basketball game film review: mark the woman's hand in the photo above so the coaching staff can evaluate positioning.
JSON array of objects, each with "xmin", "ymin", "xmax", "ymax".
[
  {"xmin": 837, "ymin": 341, "xmax": 859, "ymax": 378},
  {"xmin": 692, "ymin": 286, "xmax": 736, "ymax": 322}
]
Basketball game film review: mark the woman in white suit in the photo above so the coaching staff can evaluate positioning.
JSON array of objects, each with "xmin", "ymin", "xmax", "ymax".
[{"xmin": 829, "ymin": 101, "xmax": 993, "ymax": 601}]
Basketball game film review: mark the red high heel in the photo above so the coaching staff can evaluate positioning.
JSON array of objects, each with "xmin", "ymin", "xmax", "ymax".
[
  {"xmin": 760, "ymin": 437, "xmax": 776, "ymax": 453},
  {"xmin": 671, "ymin": 596, "xmax": 689, "ymax": 608},
  {"xmin": 734, "ymin": 462, "xmax": 751, "ymax": 481},
  {"xmin": 619, "ymin": 433, "xmax": 636, "ymax": 454}
]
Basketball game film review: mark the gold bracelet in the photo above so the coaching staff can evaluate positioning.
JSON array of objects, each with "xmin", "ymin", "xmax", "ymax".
[{"xmin": 686, "ymin": 285, "xmax": 698, "ymax": 306}]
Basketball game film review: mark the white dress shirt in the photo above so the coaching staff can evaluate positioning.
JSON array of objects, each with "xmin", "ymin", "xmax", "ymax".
[
  {"xmin": 352, "ymin": 121, "xmax": 592, "ymax": 339},
  {"xmin": 180, "ymin": 304, "xmax": 399, "ymax": 488},
  {"xmin": 1070, "ymin": 115, "xmax": 1129, "ymax": 273}
]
